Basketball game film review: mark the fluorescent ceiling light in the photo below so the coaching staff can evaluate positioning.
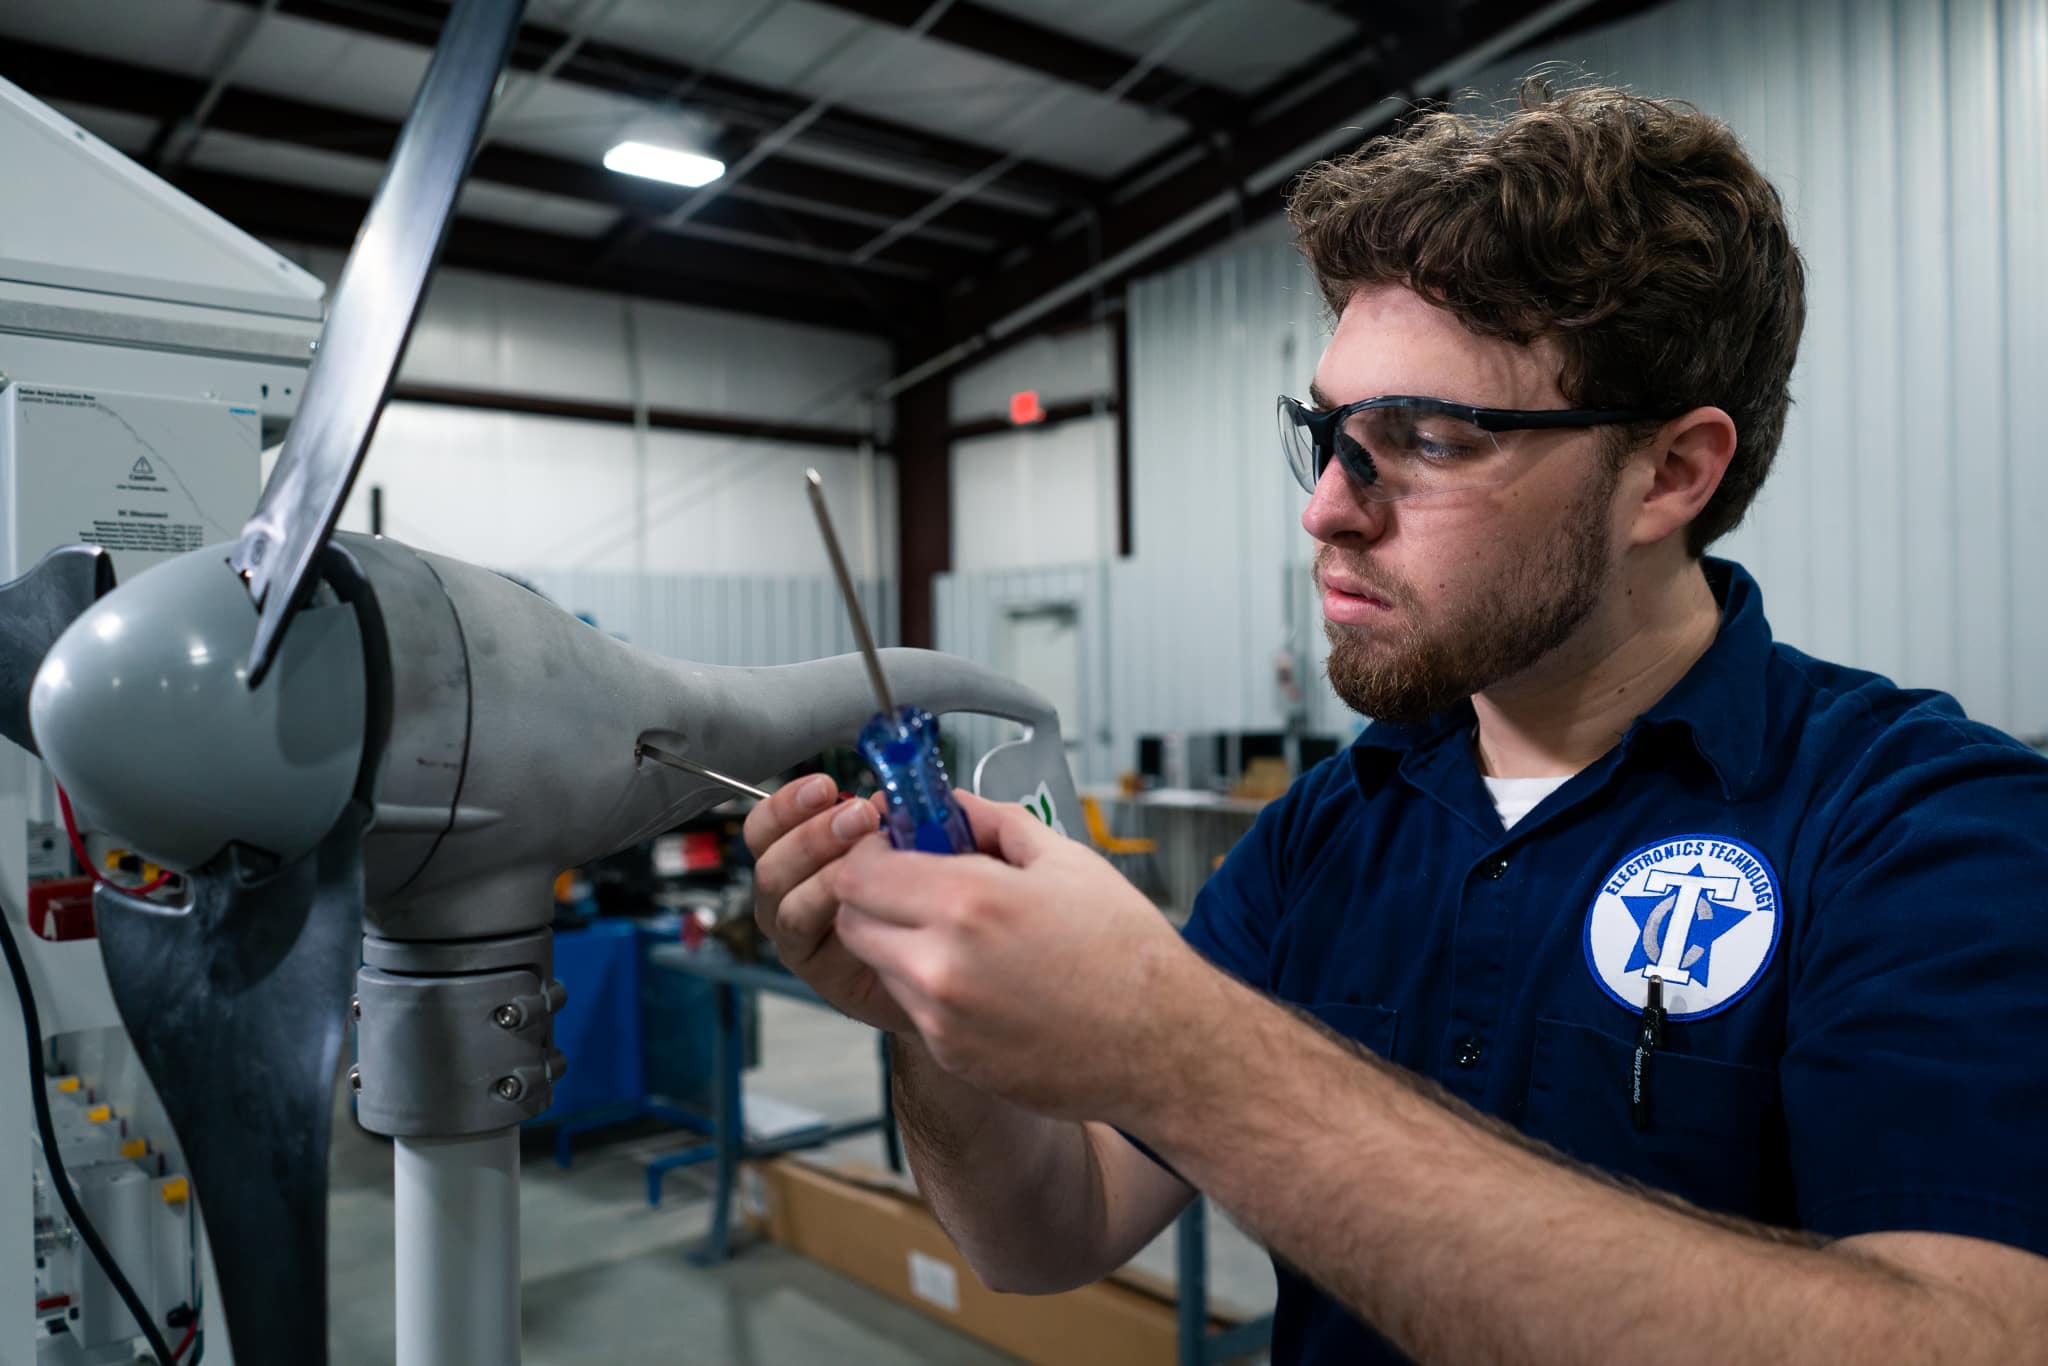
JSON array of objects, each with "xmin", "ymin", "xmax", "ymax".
[{"xmin": 604, "ymin": 140, "xmax": 725, "ymax": 188}]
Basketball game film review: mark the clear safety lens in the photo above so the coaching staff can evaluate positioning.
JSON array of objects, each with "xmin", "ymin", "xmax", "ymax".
[{"xmin": 1280, "ymin": 397, "xmax": 1512, "ymax": 502}]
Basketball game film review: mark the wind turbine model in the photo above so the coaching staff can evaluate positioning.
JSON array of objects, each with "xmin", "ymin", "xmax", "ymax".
[{"xmin": 0, "ymin": 3, "xmax": 1079, "ymax": 1362}]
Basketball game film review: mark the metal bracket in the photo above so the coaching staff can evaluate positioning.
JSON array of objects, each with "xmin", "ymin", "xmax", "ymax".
[{"xmin": 352, "ymin": 931, "xmax": 568, "ymax": 1137}]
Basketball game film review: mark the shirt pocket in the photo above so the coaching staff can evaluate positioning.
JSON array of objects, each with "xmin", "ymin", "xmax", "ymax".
[
  {"xmin": 1521, "ymin": 1016, "xmax": 1782, "ymax": 1220},
  {"xmin": 1301, "ymin": 1001, "xmax": 1399, "ymax": 1060}
]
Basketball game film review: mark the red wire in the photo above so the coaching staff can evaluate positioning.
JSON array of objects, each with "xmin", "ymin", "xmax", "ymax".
[
  {"xmin": 54, "ymin": 784, "xmax": 172, "ymax": 895},
  {"xmin": 172, "ymin": 1320, "xmax": 197, "ymax": 1360}
]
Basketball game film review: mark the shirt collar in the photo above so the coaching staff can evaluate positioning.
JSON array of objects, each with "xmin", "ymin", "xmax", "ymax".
[{"xmin": 1349, "ymin": 558, "xmax": 1773, "ymax": 801}]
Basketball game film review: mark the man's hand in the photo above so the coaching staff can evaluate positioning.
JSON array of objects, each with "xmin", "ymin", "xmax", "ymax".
[
  {"xmin": 825, "ymin": 790, "xmax": 1209, "ymax": 1123},
  {"xmin": 744, "ymin": 774, "xmax": 913, "ymax": 1034}
]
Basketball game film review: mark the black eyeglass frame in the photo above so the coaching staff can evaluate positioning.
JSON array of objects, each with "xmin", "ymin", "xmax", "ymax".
[{"xmin": 1278, "ymin": 393, "xmax": 1685, "ymax": 496}]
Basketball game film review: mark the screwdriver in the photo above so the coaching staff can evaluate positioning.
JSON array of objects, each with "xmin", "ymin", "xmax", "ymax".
[{"xmin": 805, "ymin": 469, "xmax": 975, "ymax": 855}]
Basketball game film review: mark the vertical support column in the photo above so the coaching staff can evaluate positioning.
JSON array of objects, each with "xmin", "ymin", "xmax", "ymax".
[
  {"xmin": 877, "ymin": 1031, "xmax": 902, "ymax": 1174},
  {"xmin": 394, "ymin": 1130, "xmax": 520, "ymax": 1366},
  {"xmin": 1113, "ymin": 308, "xmax": 1133, "ymax": 559},
  {"xmin": 357, "ymin": 928, "xmax": 562, "ymax": 1366},
  {"xmin": 689, "ymin": 981, "xmax": 745, "ymax": 1266},
  {"xmin": 893, "ymin": 374, "xmax": 951, "ymax": 650}
]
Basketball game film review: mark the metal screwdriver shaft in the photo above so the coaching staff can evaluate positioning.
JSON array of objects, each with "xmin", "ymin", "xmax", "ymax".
[
  {"xmin": 634, "ymin": 743, "xmax": 772, "ymax": 801},
  {"xmin": 805, "ymin": 469, "xmax": 895, "ymax": 717}
]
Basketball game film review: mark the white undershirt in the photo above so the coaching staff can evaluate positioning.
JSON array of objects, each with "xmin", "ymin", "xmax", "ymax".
[{"xmin": 1483, "ymin": 774, "xmax": 1572, "ymax": 830}]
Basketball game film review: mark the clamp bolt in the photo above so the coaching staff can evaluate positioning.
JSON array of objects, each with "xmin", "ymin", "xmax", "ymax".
[
  {"xmin": 494, "ymin": 1076, "xmax": 524, "ymax": 1101},
  {"xmin": 350, "ymin": 997, "xmax": 361, "ymax": 1021},
  {"xmin": 493, "ymin": 1004, "xmax": 523, "ymax": 1030},
  {"xmin": 348, "ymin": 1067, "xmax": 362, "ymax": 1093}
]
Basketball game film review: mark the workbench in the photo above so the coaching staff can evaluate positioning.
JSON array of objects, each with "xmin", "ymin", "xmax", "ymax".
[{"xmin": 1088, "ymin": 788, "xmax": 1272, "ymax": 916}]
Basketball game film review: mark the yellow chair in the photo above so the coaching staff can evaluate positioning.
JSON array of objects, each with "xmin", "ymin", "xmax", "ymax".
[{"xmin": 1081, "ymin": 795, "xmax": 1158, "ymax": 888}]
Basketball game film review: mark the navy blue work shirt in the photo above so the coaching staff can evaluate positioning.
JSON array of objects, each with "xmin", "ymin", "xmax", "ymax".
[{"xmin": 1178, "ymin": 559, "xmax": 2048, "ymax": 1365}]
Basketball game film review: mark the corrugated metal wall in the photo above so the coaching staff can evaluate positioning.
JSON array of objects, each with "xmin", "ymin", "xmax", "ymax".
[
  {"xmin": 517, "ymin": 566, "xmax": 897, "ymax": 668},
  {"xmin": 1461, "ymin": 0, "xmax": 2048, "ymax": 738},
  {"xmin": 1117, "ymin": 218, "xmax": 1340, "ymax": 768},
  {"xmin": 933, "ymin": 563, "xmax": 1112, "ymax": 781},
  {"xmin": 1095, "ymin": 0, "xmax": 2048, "ymax": 759}
]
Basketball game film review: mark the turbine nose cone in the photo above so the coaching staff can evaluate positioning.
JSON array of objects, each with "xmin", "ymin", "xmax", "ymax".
[{"xmin": 29, "ymin": 546, "xmax": 368, "ymax": 873}]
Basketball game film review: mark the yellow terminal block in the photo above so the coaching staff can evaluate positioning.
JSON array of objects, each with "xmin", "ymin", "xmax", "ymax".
[
  {"xmin": 121, "ymin": 1139, "xmax": 148, "ymax": 1159},
  {"xmin": 160, "ymin": 1177, "xmax": 190, "ymax": 1205},
  {"xmin": 86, "ymin": 1105, "xmax": 111, "ymax": 1123},
  {"xmin": 56, "ymin": 1077, "xmax": 80, "ymax": 1093}
]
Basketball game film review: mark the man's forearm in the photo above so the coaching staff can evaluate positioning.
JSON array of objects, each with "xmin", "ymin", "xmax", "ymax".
[
  {"xmin": 1130, "ymin": 963, "xmax": 2012, "ymax": 1366},
  {"xmin": 890, "ymin": 1034, "xmax": 1116, "ymax": 1293}
]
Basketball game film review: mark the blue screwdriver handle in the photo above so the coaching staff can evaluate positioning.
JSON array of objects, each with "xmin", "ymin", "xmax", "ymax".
[{"xmin": 855, "ymin": 705, "xmax": 976, "ymax": 854}]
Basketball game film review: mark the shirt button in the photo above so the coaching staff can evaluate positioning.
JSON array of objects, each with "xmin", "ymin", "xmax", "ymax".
[
  {"xmin": 1454, "ymin": 1036, "xmax": 1484, "ymax": 1069},
  {"xmin": 1481, "ymin": 857, "xmax": 1509, "ymax": 880}
]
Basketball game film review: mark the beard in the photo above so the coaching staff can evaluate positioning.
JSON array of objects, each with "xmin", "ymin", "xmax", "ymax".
[{"xmin": 1321, "ymin": 470, "xmax": 1617, "ymax": 725}]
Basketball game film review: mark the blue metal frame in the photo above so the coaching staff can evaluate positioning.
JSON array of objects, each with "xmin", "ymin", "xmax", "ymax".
[
  {"xmin": 639, "ymin": 953, "xmax": 901, "ymax": 1267},
  {"xmin": 1175, "ymin": 1198, "xmax": 1275, "ymax": 1365}
]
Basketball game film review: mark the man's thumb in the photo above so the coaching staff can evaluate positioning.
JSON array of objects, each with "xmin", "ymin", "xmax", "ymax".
[{"xmin": 952, "ymin": 788, "xmax": 1068, "ymax": 866}]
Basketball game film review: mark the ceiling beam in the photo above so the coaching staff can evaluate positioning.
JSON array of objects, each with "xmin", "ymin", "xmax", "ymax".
[
  {"xmin": 211, "ymin": 0, "xmax": 1107, "ymax": 211},
  {"xmin": 808, "ymin": 0, "xmax": 1245, "ymax": 131},
  {"xmin": 938, "ymin": 0, "xmax": 1663, "ymax": 345},
  {"xmin": 11, "ymin": 41, "xmax": 1001, "ymax": 289},
  {"xmin": 172, "ymin": 166, "xmax": 922, "ymax": 336},
  {"xmin": 9, "ymin": 36, "xmax": 1023, "ymax": 275}
]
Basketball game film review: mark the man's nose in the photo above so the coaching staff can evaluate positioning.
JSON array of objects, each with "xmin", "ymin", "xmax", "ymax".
[{"xmin": 1301, "ymin": 455, "xmax": 1388, "ymax": 546}]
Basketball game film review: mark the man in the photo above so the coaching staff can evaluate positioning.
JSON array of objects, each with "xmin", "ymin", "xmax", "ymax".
[{"xmin": 746, "ymin": 84, "xmax": 2048, "ymax": 1364}]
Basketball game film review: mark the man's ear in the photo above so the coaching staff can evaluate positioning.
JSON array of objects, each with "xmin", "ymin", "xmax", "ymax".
[{"xmin": 1627, "ymin": 406, "xmax": 1739, "ymax": 549}]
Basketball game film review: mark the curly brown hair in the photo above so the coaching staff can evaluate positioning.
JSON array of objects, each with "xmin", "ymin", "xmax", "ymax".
[{"xmin": 1287, "ymin": 80, "xmax": 1806, "ymax": 554}]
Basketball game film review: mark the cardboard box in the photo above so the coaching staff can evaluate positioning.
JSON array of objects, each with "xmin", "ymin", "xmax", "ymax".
[{"xmin": 743, "ymin": 1156, "xmax": 1245, "ymax": 1366}]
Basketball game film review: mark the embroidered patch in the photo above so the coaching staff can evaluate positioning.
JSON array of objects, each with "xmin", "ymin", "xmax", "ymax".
[{"xmin": 1582, "ymin": 834, "xmax": 1782, "ymax": 1021}]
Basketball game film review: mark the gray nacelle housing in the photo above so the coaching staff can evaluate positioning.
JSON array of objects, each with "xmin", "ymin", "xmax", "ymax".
[{"xmin": 351, "ymin": 534, "xmax": 1081, "ymax": 942}]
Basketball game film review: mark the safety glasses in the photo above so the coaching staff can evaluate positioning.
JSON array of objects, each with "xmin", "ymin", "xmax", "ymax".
[{"xmin": 1277, "ymin": 394, "xmax": 1679, "ymax": 501}]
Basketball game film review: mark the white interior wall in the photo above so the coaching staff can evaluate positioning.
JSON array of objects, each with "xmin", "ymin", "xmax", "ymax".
[
  {"xmin": 951, "ymin": 420, "xmax": 1116, "ymax": 573},
  {"xmin": 947, "ymin": 323, "xmax": 1120, "ymax": 572},
  {"xmin": 267, "ymin": 244, "xmax": 901, "ymax": 663},
  {"xmin": 952, "ymin": 0, "xmax": 2048, "ymax": 785},
  {"xmin": 948, "ymin": 325, "xmax": 1112, "ymax": 422}
]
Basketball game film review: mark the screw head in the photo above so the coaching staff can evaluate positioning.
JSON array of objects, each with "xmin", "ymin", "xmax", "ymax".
[
  {"xmin": 493, "ymin": 1004, "xmax": 522, "ymax": 1030},
  {"xmin": 350, "ymin": 997, "xmax": 361, "ymax": 1021},
  {"xmin": 494, "ymin": 1076, "xmax": 523, "ymax": 1101},
  {"xmin": 348, "ymin": 1067, "xmax": 362, "ymax": 1093}
]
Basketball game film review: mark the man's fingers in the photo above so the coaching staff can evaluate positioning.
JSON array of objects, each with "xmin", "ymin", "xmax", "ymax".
[
  {"xmin": 834, "ymin": 906, "xmax": 937, "ymax": 999},
  {"xmin": 741, "ymin": 773, "xmax": 839, "ymax": 857},
  {"xmin": 771, "ymin": 863, "xmax": 859, "ymax": 964},
  {"xmin": 829, "ymin": 833, "xmax": 1018, "ymax": 927},
  {"xmin": 952, "ymin": 789, "xmax": 1066, "ymax": 867},
  {"xmin": 751, "ymin": 793, "xmax": 881, "ymax": 907}
]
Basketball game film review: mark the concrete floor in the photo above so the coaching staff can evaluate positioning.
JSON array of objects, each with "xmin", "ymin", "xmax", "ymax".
[{"xmin": 328, "ymin": 992, "xmax": 1275, "ymax": 1364}]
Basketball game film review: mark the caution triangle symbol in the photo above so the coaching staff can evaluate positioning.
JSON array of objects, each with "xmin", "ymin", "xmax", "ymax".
[{"xmin": 130, "ymin": 456, "xmax": 155, "ymax": 477}]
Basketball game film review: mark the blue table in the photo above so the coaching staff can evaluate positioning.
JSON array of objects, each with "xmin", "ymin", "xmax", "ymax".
[{"xmin": 644, "ymin": 944, "xmax": 1271, "ymax": 1364}]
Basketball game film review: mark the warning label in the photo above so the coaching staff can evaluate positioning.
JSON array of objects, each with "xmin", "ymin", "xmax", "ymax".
[{"xmin": 9, "ymin": 382, "xmax": 254, "ymax": 577}]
